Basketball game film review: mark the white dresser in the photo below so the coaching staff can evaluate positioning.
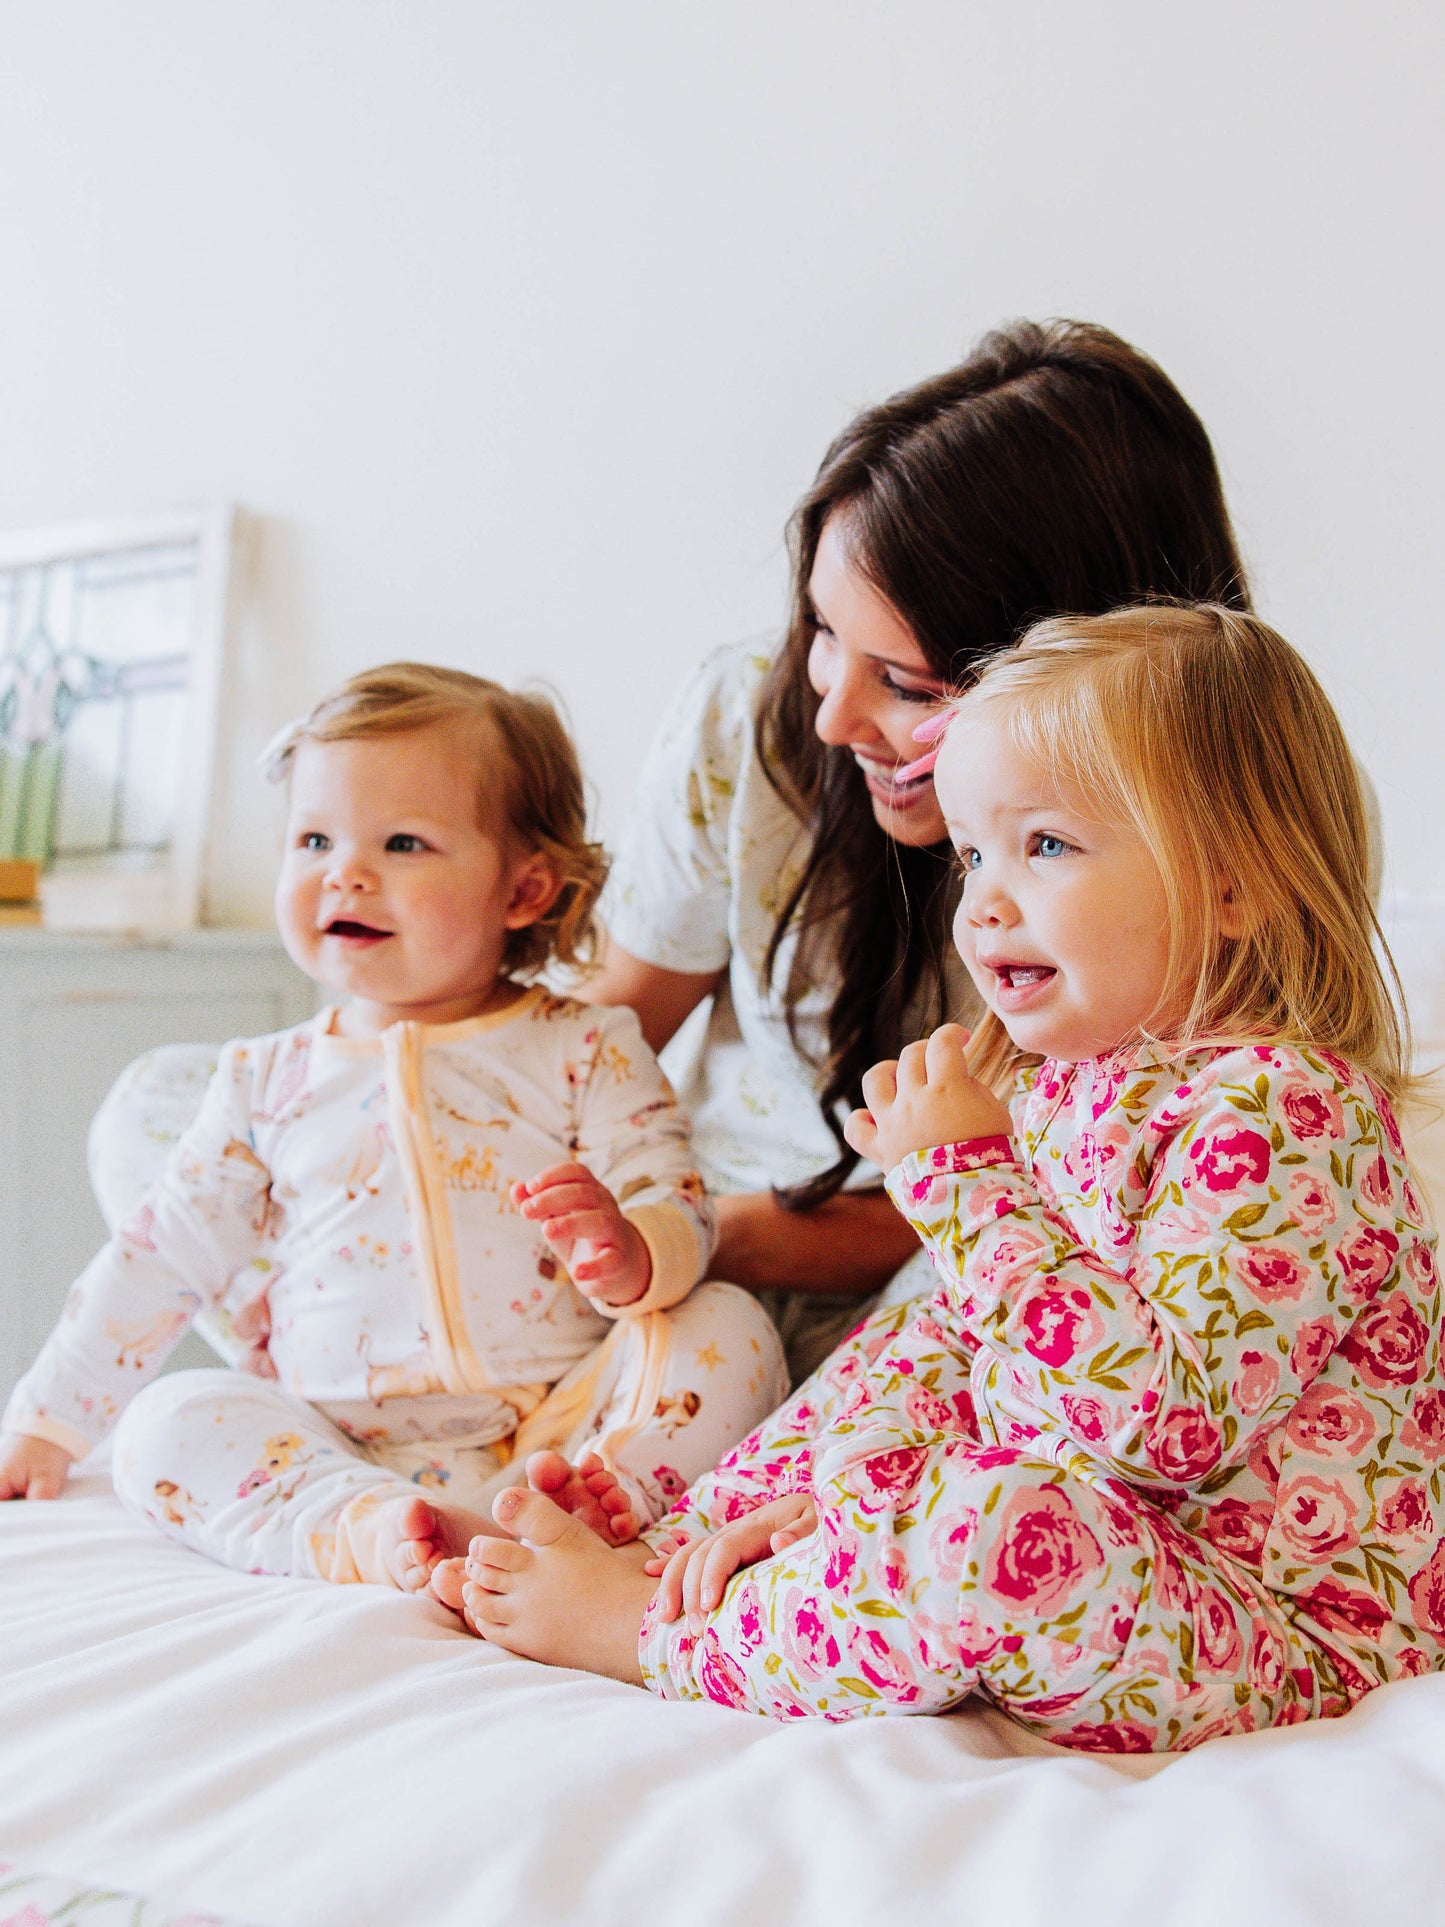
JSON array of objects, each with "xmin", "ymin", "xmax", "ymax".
[{"xmin": 0, "ymin": 930, "xmax": 316, "ymax": 1404}]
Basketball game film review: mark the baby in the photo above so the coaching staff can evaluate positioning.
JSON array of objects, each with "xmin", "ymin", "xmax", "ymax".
[{"xmin": 0, "ymin": 663, "xmax": 786, "ymax": 1590}]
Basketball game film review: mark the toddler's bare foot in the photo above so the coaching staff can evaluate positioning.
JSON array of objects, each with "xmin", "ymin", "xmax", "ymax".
[
  {"xmin": 525, "ymin": 1448, "xmax": 640, "ymax": 1545},
  {"xmin": 380, "ymin": 1492, "xmax": 495, "ymax": 1593},
  {"xmin": 458, "ymin": 1487, "xmax": 657, "ymax": 1684}
]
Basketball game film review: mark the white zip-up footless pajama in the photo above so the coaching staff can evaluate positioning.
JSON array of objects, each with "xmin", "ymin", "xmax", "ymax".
[{"xmin": 5, "ymin": 990, "xmax": 787, "ymax": 1583}]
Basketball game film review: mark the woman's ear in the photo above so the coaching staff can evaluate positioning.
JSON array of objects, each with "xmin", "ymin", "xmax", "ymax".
[
  {"xmin": 504, "ymin": 852, "xmax": 564, "ymax": 931},
  {"xmin": 1217, "ymin": 880, "xmax": 1249, "ymax": 940}
]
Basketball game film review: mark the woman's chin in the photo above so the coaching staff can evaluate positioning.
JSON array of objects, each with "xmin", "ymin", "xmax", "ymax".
[{"xmin": 868, "ymin": 790, "xmax": 947, "ymax": 848}]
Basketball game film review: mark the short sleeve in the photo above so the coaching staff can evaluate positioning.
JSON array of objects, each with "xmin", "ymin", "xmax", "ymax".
[{"xmin": 601, "ymin": 642, "xmax": 765, "ymax": 975}]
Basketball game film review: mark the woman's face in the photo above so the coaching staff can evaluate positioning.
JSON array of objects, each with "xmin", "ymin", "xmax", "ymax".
[{"xmin": 805, "ymin": 512, "xmax": 951, "ymax": 847}]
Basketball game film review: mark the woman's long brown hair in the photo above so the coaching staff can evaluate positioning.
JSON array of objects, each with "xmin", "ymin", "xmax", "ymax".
[{"xmin": 759, "ymin": 318, "xmax": 1251, "ymax": 1208}]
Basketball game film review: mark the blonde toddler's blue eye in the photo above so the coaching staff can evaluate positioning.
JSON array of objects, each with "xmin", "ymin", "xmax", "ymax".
[{"xmin": 1039, "ymin": 835, "xmax": 1067, "ymax": 858}]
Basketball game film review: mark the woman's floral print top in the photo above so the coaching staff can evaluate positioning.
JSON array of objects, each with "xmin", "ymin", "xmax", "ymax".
[{"xmin": 885, "ymin": 1043, "xmax": 1445, "ymax": 1688}]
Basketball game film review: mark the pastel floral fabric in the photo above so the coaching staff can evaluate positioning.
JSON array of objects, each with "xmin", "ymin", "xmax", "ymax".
[
  {"xmin": 639, "ymin": 1044, "xmax": 1444, "ymax": 1748},
  {"xmin": 0, "ymin": 1860, "xmax": 246, "ymax": 1926}
]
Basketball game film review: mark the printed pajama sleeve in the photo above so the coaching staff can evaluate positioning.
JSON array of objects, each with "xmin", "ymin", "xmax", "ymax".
[
  {"xmin": 3, "ymin": 1041, "xmax": 271, "ymax": 1457},
  {"xmin": 572, "ymin": 1003, "xmax": 717, "ymax": 1314},
  {"xmin": 884, "ymin": 1055, "xmax": 1402, "ymax": 1490}
]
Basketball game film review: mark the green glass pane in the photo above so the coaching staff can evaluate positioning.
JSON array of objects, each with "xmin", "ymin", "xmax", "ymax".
[{"xmin": 0, "ymin": 744, "xmax": 61, "ymax": 863}]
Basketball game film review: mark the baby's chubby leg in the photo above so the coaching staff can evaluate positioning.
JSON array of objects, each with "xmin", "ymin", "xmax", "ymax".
[{"xmin": 113, "ymin": 1369, "xmax": 494, "ymax": 1589}]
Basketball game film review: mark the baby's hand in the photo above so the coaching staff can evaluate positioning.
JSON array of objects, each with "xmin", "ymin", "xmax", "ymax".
[
  {"xmin": 843, "ymin": 1023, "xmax": 1013, "ymax": 1174},
  {"xmin": 0, "ymin": 1432, "xmax": 74, "ymax": 1502},
  {"xmin": 646, "ymin": 1492, "xmax": 818, "ymax": 1624},
  {"xmin": 512, "ymin": 1162, "xmax": 651, "ymax": 1308}
]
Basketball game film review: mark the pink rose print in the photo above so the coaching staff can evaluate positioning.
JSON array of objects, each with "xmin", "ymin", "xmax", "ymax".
[
  {"xmin": 1409, "ymin": 1540, "xmax": 1445, "ymax": 1644},
  {"xmin": 1335, "ymin": 1225, "xmax": 1401, "ymax": 1303},
  {"xmin": 905, "ymin": 1385, "xmax": 959, "ymax": 1433},
  {"xmin": 1234, "ymin": 1349, "xmax": 1279, "ymax": 1416},
  {"xmin": 1195, "ymin": 1586, "xmax": 1245, "ymax": 1674},
  {"xmin": 1290, "ymin": 1315, "xmax": 1338, "ymax": 1381},
  {"xmin": 780, "ymin": 1586, "xmax": 842, "ymax": 1678},
  {"xmin": 1017, "ymin": 1284, "xmax": 1106, "ymax": 1368},
  {"xmin": 822, "ymin": 1519, "xmax": 862, "ymax": 1592},
  {"xmin": 952, "ymin": 1385, "xmax": 979, "ymax": 1434},
  {"xmin": 1146, "ymin": 1406, "xmax": 1220, "ymax": 1483},
  {"xmin": 696, "ymin": 1631, "xmax": 754, "ymax": 1710},
  {"xmin": 1405, "ymin": 1242, "xmax": 1437, "ymax": 1294},
  {"xmin": 1246, "ymin": 1424, "xmax": 1283, "ymax": 1491},
  {"xmin": 1060, "ymin": 1392, "xmax": 1111, "ymax": 1447},
  {"xmin": 1057, "ymin": 1717, "xmax": 1158, "ymax": 1754},
  {"xmin": 733, "ymin": 1579, "xmax": 767, "ymax": 1656},
  {"xmin": 1287, "ymin": 1168, "xmax": 1337, "ymax": 1234},
  {"xmin": 1276, "ymin": 1075, "xmax": 1346, "ymax": 1145},
  {"xmin": 976, "ymin": 1226, "xmax": 1051, "ymax": 1295},
  {"xmin": 877, "ymin": 1539, "xmax": 911, "ymax": 1597},
  {"xmin": 1236, "ymin": 1244, "xmax": 1311, "ymax": 1304},
  {"xmin": 1188, "ymin": 1123, "xmax": 1272, "ymax": 1193},
  {"xmin": 841, "ymin": 1444, "xmax": 930, "ymax": 1514},
  {"xmin": 1377, "ymin": 1477, "xmax": 1436, "ymax": 1548},
  {"xmin": 1302, "ymin": 1580, "xmax": 1394, "ymax": 1641},
  {"xmin": 1358, "ymin": 1153, "xmax": 1395, "ymax": 1211},
  {"xmin": 1397, "ymin": 1645, "xmax": 1433, "ymax": 1678},
  {"xmin": 1273, "ymin": 1474, "xmax": 1361, "ymax": 1563},
  {"xmin": 1248, "ymin": 1621, "xmax": 1287, "ymax": 1695},
  {"xmin": 928, "ymin": 1504, "xmax": 980, "ymax": 1584},
  {"xmin": 983, "ymin": 1484, "xmax": 1104, "ymax": 1616},
  {"xmin": 1374, "ymin": 1088, "xmax": 1407, "ymax": 1157},
  {"xmin": 1339, "ymin": 1290, "xmax": 1427, "ymax": 1388},
  {"xmin": 1401, "ymin": 1391, "xmax": 1445, "ymax": 1461},
  {"xmin": 1198, "ymin": 1498, "xmax": 1273, "ymax": 1564},
  {"xmin": 846, "ymin": 1622, "xmax": 924, "ymax": 1704},
  {"xmin": 1286, "ymin": 1383, "xmax": 1376, "ymax": 1457}
]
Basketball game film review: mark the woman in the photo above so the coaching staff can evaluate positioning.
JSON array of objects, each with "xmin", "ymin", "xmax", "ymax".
[{"xmin": 588, "ymin": 317, "xmax": 1249, "ymax": 1377}]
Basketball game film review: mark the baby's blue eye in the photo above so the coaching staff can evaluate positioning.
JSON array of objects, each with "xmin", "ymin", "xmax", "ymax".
[
  {"xmin": 959, "ymin": 847, "xmax": 982, "ymax": 871},
  {"xmin": 386, "ymin": 834, "xmax": 427, "ymax": 854},
  {"xmin": 1037, "ymin": 835, "xmax": 1068, "ymax": 858},
  {"xmin": 300, "ymin": 832, "xmax": 329, "ymax": 852}
]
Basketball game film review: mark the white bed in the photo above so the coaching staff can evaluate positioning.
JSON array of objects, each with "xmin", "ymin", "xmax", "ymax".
[
  {"xmin": 5, "ymin": 898, "xmax": 1445, "ymax": 1926},
  {"xmin": 6, "ymin": 1454, "xmax": 1445, "ymax": 1927}
]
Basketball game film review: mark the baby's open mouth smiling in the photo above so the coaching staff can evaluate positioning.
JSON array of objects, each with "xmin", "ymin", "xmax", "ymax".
[
  {"xmin": 324, "ymin": 918, "xmax": 393, "ymax": 944},
  {"xmin": 987, "ymin": 960, "xmax": 1057, "ymax": 1008}
]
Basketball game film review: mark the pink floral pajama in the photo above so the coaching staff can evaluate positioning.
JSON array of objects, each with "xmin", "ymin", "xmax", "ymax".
[{"xmin": 639, "ymin": 1044, "xmax": 1445, "ymax": 1750}]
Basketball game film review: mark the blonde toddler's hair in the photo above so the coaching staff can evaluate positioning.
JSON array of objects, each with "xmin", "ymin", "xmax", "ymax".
[
  {"xmin": 957, "ymin": 604, "xmax": 1410, "ymax": 1098},
  {"xmin": 262, "ymin": 662, "xmax": 608, "ymax": 977}
]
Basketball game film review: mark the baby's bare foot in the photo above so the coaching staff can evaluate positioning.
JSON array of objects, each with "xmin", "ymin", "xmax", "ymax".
[
  {"xmin": 458, "ymin": 1487, "xmax": 657, "ymax": 1683},
  {"xmin": 381, "ymin": 1492, "xmax": 494, "ymax": 1593},
  {"xmin": 526, "ymin": 1448, "xmax": 640, "ymax": 1545}
]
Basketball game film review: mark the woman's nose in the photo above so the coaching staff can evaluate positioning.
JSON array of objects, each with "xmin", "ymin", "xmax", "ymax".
[{"xmin": 810, "ymin": 647, "xmax": 879, "ymax": 748}]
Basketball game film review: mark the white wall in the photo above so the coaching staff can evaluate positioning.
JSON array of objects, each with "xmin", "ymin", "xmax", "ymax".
[{"xmin": 1, "ymin": 1, "xmax": 1440, "ymax": 920}]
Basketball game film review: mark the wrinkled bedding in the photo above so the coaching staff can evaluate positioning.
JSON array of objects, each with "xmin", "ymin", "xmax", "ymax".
[{"xmin": 4, "ymin": 1460, "xmax": 1445, "ymax": 1927}]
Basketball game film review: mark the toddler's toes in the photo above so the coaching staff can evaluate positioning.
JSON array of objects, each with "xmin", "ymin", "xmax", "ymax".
[
  {"xmin": 463, "ymin": 1578, "xmax": 513, "ymax": 1632},
  {"xmin": 430, "ymin": 1557, "xmax": 468, "ymax": 1612},
  {"xmin": 468, "ymin": 1534, "xmax": 531, "ymax": 1582}
]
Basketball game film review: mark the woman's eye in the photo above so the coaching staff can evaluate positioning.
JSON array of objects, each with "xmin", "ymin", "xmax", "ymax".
[
  {"xmin": 386, "ymin": 834, "xmax": 427, "ymax": 854},
  {"xmin": 882, "ymin": 679, "xmax": 940, "ymax": 706}
]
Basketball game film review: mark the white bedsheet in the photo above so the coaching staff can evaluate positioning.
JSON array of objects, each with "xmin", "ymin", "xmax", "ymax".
[{"xmin": 4, "ymin": 1464, "xmax": 1445, "ymax": 1926}]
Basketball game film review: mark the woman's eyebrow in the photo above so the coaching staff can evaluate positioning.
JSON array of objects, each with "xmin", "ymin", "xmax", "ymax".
[{"xmin": 863, "ymin": 651, "xmax": 947, "ymax": 682}]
